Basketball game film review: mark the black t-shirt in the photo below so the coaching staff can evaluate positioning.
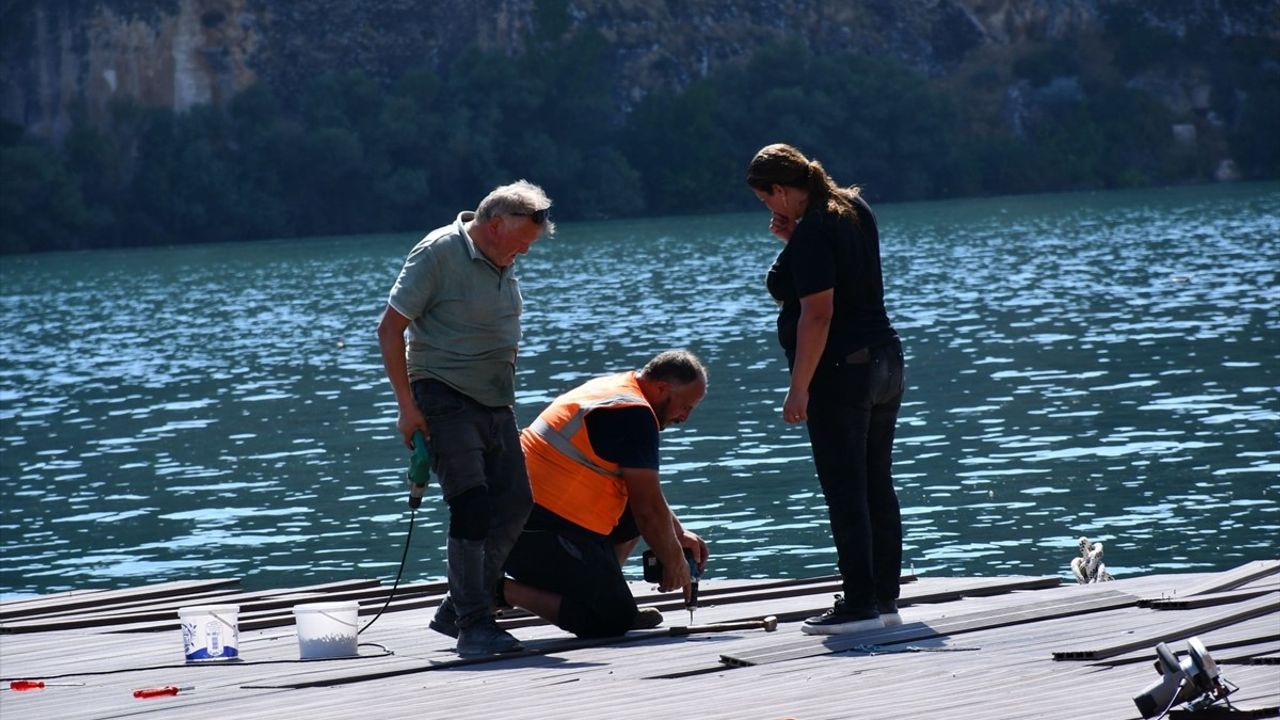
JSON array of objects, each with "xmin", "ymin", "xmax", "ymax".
[
  {"xmin": 766, "ymin": 195, "xmax": 896, "ymax": 365},
  {"xmin": 583, "ymin": 405, "xmax": 659, "ymax": 469}
]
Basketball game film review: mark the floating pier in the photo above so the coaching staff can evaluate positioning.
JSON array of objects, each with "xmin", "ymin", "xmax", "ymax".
[{"xmin": 2, "ymin": 561, "xmax": 1277, "ymax": 719}]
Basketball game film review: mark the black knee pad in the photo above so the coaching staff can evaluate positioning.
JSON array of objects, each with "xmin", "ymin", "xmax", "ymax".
[{"xmin": 447, "ymin": 486, "xmax": 489, "ymax": 540}]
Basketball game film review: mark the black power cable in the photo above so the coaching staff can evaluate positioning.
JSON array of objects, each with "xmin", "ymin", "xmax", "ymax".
[{"xmin": 357, "ymin": 505, "xmax": 418, "ymax": 635}]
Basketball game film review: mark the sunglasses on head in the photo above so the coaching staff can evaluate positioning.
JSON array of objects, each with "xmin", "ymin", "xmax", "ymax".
[{"xmin": 513, "ymin": 208, "xmax": 549, "ymax": 225}]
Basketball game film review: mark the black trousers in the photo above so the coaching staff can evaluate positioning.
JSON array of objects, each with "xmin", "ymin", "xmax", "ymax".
[{"xmin": 804, "ymin": 337, "xmax": 905, "ymax": 612}]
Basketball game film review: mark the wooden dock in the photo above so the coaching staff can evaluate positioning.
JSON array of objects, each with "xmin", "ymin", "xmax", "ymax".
[{"xmin": 2, "ymin": 561, "xmax": 1277, "ymax": 719}]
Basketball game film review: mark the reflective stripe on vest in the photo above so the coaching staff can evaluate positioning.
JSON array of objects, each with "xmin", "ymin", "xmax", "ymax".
[
  {"xmin": 520, "ymin": 373, "xmax": 656, "ymax": 535},
  {"xmin": 526, "ymin": 392, "xmax": 648, "ymax": 478}
]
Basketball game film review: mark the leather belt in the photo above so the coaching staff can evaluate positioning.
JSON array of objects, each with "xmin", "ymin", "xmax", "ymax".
[{"xmin": 844, "ymin": 348, "xmax": 870, "ymax": 364}]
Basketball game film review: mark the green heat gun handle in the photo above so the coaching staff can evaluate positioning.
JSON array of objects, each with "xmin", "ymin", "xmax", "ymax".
[{"xmin": 407, "ymin": 429, "xmax": 431, "ymax": 509}]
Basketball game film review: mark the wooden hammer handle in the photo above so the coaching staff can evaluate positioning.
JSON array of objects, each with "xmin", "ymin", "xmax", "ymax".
[{"xmin": 668, "ymin": 616, "xmax": 778, "ymax": 635}]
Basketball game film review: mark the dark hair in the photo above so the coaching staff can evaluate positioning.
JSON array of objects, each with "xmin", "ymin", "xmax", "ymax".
[
  {"xmin": 746, "ymin": 143, "xmax": 861, "ymax": 220},
  {"xmin": 639, "ymin": 350, "xmax": 708, "ymax": 386}
]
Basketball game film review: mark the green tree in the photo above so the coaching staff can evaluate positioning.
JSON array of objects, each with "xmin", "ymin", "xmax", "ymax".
[{"xmin": 0, "ymin": 141, "xmax": 94, "ymax": 253}]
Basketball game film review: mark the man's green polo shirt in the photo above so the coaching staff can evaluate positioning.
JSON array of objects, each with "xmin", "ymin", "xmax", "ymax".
[{"xmin": 387, "ymin": 211, "xmax": 522, "ymax": 407}]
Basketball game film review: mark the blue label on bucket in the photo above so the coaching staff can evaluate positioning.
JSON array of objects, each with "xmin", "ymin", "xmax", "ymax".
[
  {"xmin": 182, "ymin": 615, "xmax": 239, "ymax": 661},
  {"xmin": 186, "ymin": 645, "xmax": 239, "ymax": 660}
]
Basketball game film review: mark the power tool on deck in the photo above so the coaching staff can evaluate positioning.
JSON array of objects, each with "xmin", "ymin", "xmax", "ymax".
[
  {"xmin": 406, "ymin": 430, "xmax": 431, "ymax": 509},
  {"xmin": 642, "ymin": 548, "xmax": 700, "ymax": 623},
  {"xmin": 1133, "ymin": 637, "xmax": 1235, "ymax": 718}
]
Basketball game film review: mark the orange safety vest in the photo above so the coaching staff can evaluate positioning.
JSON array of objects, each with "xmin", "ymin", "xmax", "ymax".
[{"xmin": 521, "ymin": 372, "xmax": 657, "ymax": 535}]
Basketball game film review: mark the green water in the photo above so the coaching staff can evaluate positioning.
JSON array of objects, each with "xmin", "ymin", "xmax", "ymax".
[{"xmin": 1, "ymin": 183, "xmax": 1277, "ymax": 598}]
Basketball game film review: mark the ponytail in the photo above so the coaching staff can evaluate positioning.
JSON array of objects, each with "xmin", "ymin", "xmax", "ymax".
[
  {"xmin": 805, "ymin": 158, "xmax": 860, "ymax": 220},
  {"xmin": 747, "ymin": 144, "xmax": 861, "ymax": 222}
]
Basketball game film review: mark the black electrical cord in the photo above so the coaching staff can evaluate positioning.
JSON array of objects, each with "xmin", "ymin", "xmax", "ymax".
[
  {"xmin": 357, "ymin": 505, "xmax": 418, "ymax": 635},
  {"xmin": 1155, "ymin": 677, "xmax": 1188, "ymax": 720}
]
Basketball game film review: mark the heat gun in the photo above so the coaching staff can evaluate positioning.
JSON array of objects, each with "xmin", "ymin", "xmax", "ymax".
[{"xmin": 406, "ymin": 429, "xmax": 431, "ymax": 509}]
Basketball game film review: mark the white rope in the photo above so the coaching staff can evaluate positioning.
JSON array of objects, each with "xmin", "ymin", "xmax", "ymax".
[{"xmin": 1070, "ymin": 536, "xmax": 1114, "ymax": 584}]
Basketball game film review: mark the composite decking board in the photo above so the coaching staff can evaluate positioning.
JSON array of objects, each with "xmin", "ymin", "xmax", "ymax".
[
  {"xmin": 1049, "ymin": 589, "xmax": 1280, "ymax": 655},
  {"xmin": 0, "ymin": 579, "xmax": 1172, "ymax": 681},
  {"xmin": 1169, "ymin": 708, "xmax": 1280, "ymax": 719},
  {"xmin": 720, "ymin": 588, "xmax": 1139, "ymax": 666},
  {"xmin": 669, "ymin": 598, "xmax": 1109, "ymax": 677},
  {"xmin": 1090, "ymin": 613, "xmax": 1280, "ymax": 666},
  {"xmin": 624, "ymin": 571, "xmax": 915, "ymax": 606},
  {"xmin": 689, "ymin": 574, "xmax": 1069, "ymax": 627},
  {"xmin": 0, "ymin": 580, "xmax": 440, "ymax": 634},
  {"xmin": 235, "ymin": 577, "xmax": 1041, "ymax": 689},
  {"xmin": 954, "ymin": 603, "xmax": 1280, "ymax": 660},
  {"xmin": 256, "ymin": 602, "xmax": 784, "ymax": 687},
  {"xmin": 0, "ymin": 578, "xmax": 241, "ymax": 620},
  {"xmin": 0, "ymin": 579, "xmax": 388, "ymax": 624},
  {"xmin": 27, "ymin": 659, "xmax": 1271, "ymax": 720},
  {"xmin": 244, "ymin": 629, "xmax": 731, "ymax": 689},
  {"xmin": 0, "ymin": 589, "xmax": 248, "ymax": 622},
  {"xmin": 87, "ymin": 574, "xmax": 890, "ymax": 636},
  {"xmin": 1236, "ymin": 653, "xmax": 1280, "ymax": 665},
  {"xmin": 1192, "ymin": 639, "xmax": 1280, "ymax": 664},
  {"xmin": 93, "ymin": 590, "xmax": 447, "ymax": 635},
  {"xmin": 1142, "ymin": 581, "xmax": 1280, "ymax": 610},
  {"xmin": 239, "ymin": 573, "xmax": 924, "ymax": 638},
  {"xmin": 801, "ymin": 662, "xmax": 1090, "ymax": 716},
  {"xmin": 1052, "ymin": 592, "xmax": 1280, "ymax": 660},
  {"xmin": 233, "ymin": 659, "xmax": 1242, "ymax": 720},
  {"xmin": 1155, "ymin": 559, "xmax": 1280, "ymax": 600},
  {"xmin": 2, "ymin": 570, "xmax": 1276, "ymax": 720},
  {"xmin": 0, "ymin": 573, "xmax": 1021, "ymax": 636},
  {"xmin": 732, "ymin": 594, "xmax": 1133, "ymax": 665}
]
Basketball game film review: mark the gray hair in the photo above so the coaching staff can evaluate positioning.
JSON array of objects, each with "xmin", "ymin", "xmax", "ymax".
[
  {"xmin": 639, "ymin": 350, "xmax": 708, "ymax": 387},
  {"xmin": 475, "ymin": 179, "xmax": 556, "ymax": 235}
]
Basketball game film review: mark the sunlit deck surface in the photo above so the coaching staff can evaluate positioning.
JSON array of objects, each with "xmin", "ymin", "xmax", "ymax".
[{"xmin": 2, "ymin": 561, "xmax": 1277, "ymax": 720}]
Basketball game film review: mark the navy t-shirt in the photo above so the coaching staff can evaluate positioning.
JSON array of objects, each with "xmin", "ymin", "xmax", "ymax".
[{"xmin": 766, "ymin": 195, "xmax": 896, "ymax": 365}]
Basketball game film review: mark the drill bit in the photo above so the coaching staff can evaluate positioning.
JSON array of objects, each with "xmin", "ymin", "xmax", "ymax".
[{"xmin": 686, "ymin": 550, "xmax": 700, "ymax": 625}]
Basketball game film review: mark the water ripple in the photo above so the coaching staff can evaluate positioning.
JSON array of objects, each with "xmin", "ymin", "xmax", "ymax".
[{"xmin": 2, "ymin": 186, "xmax": 1278, "ymax": 597}]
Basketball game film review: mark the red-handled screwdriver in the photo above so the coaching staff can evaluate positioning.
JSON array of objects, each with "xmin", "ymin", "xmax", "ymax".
[
  {"xmin": 133, "ymin": 685, "xmax": 194, "ymax": 699},
  {"xmin": 10, "ymin": 680, "xmax": 45, "ymax": 691},
  {"xmin": 9, "ymin": 680, "xmax": 84, "ymax": 691}
]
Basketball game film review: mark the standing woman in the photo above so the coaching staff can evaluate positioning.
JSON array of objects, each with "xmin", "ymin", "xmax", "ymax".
[{"xmin": 747, "ymin": 143, "xmax": 906, "ymax": 635}]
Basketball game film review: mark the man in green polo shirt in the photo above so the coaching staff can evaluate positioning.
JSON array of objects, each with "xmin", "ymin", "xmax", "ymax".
[{"xmin": 377, "ymin": 179, "xmax": 554, "ymax": 657}]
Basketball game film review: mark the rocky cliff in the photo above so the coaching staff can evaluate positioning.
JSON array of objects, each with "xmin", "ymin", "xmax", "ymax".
[{"xmin": 4, "ymin": 0, "xmax": 1275, "ymax": 141}]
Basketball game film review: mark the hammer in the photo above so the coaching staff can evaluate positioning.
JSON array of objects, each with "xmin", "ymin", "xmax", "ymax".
[{"xmin": 668, "ymin": 615, "xmax": 778, "ymax": 636}]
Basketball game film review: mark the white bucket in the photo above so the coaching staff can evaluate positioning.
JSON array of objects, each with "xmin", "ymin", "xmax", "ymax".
[
  {"xmin": 293, "ymin": 601, "xmax": 360, "ymax": 660},
  {"xmin": 178, "ymin": 605, "xmax": 240, "ymax": 662}
]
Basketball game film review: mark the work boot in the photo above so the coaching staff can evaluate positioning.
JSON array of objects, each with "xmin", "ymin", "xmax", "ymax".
[
  {"xmin": 631, "ymin": 606, "xmax": 664, "ymax": 630},
  {"xmin": 801, "ymin": 595, "xmax": 884, "ymax": 635},
  {"xmin": 456, "ymin": 615, "xmax": 524, "ymax": 657},
  {"xmin": 446, "ymin": 537, "xmax": 491, "ymax": 625},
  {"xmin": 428, "ymin": 596, "xmax": 458, "ymax": 638},
  {"xmin": 430, "ymin": 580, "xmax": 514, "ymax": 638},
  {"xmin": 878, "ymin": 600, "xmax": 902, "ymax": 627}
]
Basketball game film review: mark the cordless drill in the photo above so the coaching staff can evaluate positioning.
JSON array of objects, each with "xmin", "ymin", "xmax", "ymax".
[
  {"xmin": 687, "ymin": 551, "xmax": 700, "ymax": 625},
  {"xmin": 642, "ymin": 548, "xmax": 701, "ymax": 623},
  {"xmin": 406, "ymin": 430, "xmax": 431, "ymax": 509}
]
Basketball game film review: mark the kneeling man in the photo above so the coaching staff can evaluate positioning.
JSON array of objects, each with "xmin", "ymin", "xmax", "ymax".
[{"xmin": 503, "ymin": 350, "xmax": 710, "ymax": 637}]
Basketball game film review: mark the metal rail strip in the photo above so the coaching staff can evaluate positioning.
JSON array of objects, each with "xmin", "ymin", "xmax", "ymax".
[{"xmin": 719, "ymin": 587, "xmax": 1137, "ymax": 667}]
